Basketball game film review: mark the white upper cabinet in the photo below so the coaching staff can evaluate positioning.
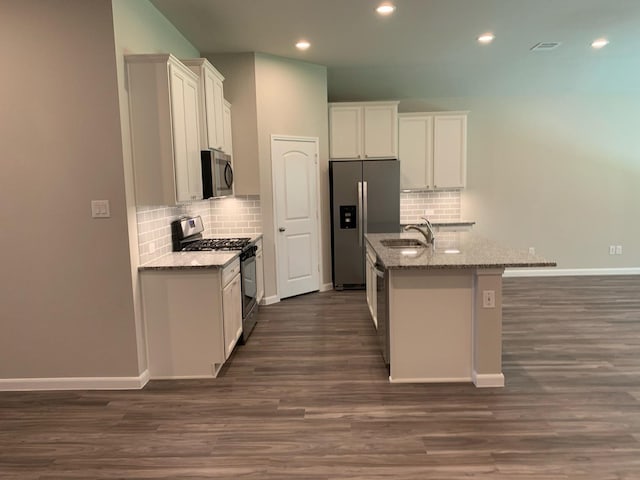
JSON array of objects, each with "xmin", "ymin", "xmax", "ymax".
[
  {"xmin": 433, "ymin": 115, "xmax": 467, "ymax": 189},
  {"xmin": 329, "ymin": 101, "xmax": 399, "ymax": 159},
  {"xmin": 182, "ymin": 59, "xmax": 227, "ymax": 152},
  {"xmin": 126, "ymin": 54, "xmax": 202, "ymax": 205},
  {"xmin": 223, "ymin": 100, "xmax": 233, "ymax": 157},
  {"xmin": 329, "ymin": 105, "xmax": 362, "ymax": 159},
  {"xmin": 399, "ymin": 112, "xmax": 467, "ymax": 190}
]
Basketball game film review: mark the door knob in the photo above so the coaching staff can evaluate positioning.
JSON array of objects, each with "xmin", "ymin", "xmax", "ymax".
[{"xmin": 279, "ymin": 227, "xmax": 286, "ymax": 232}]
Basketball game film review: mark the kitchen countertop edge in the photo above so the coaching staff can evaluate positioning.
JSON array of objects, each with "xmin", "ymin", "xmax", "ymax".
[
  {"xmin": 366, "ymin": 232, "xmax": 557, "ymax": 270},
  {"xmin": 138, "ymin": 233, "xmax": 263, "ymax": 271}
]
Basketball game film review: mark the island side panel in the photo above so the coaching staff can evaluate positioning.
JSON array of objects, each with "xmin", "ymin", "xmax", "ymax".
[
  {"xmin": 472, "ymin": 268, "xmax": 505, "ymax": 387},
  {"xmin": 388, "ymin": 269, "xmax": 473, "ymax": 383}
]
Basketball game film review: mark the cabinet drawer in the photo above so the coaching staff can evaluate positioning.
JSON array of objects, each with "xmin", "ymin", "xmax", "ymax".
[{"xmin": 222, "ymin": 258, "xmax": 240, "ymax": 287}]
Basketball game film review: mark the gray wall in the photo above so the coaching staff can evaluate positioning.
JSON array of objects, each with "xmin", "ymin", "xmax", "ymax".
[
  {"xmin": 0, "ymin": 0, "xmax": 138, "ymax": 378},
  {"xmin": 0, "ymin": 0, "xmax": 202, "ymax": 383},
  {"xmin": 206, "ymin": 53, "xmax": 261, "ymax": 196},
  {"xmin": 207, "ymin": 53, "xmax": 330, "ymax": 298},
  {"xmin": 401, "ymin": 95, "xmax": 640, "ymax": 269},
  {"xmin": 254, "ymin": 53, "xmax": 331, "ymax": 296}
]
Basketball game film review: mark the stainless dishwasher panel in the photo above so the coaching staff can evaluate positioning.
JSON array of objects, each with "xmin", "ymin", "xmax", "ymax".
[{"xmin": 374, "ymin": 263, "xmax": 389, "ymax": 368}]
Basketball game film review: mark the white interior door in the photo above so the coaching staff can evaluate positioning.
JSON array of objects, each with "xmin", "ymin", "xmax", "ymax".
[{"xmin": 272, "ymin": 136, "xmax": 320, "ymax": 300}]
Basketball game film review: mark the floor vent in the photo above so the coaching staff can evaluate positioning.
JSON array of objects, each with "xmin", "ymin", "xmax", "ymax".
[{"xmin": 530, "ymin": 42, "xmax": 561, "ymax": 51}]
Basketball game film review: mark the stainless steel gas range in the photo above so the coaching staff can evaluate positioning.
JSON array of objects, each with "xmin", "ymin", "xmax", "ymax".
[{"xmin": 171, "ymin": 216, "xmax": 258, "ymax": 342}]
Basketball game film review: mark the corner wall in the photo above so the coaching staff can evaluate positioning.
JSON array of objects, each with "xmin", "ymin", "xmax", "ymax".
[{"xmin": 0, "ymin": 0, "xmax": 138, "ymax": 379}]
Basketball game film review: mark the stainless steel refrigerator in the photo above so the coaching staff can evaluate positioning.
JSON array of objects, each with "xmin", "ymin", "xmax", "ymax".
[{"xmin": 330, "ymin": 159, "xmax": 400, "ymax": 289}]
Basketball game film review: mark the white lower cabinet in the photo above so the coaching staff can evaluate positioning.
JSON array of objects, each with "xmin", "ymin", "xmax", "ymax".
[
  {"xmin": 141, "ymin": 258, "xmax": 242, "ymax": 379},
  {"xmin": 222, "ymin": 270, "xmax": 242, "ymax": 359},
  {"xmin": 365, "ymin": 244, "xmax": 378, "ymax": 328}
]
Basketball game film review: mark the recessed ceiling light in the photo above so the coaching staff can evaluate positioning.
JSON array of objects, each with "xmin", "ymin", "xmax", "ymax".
[
  {"xmin": 477, "ymin": 33, "xmax": 495, "ymax": 44},
  {"xmin": 376, "ymin": 3, "xmax": 396, "ymax": 15},
  {"xmin": 591, "ymin": 38, "xmax": 609, "ymax": 49},
  {"xmin": 296, "ymin": 40, "xmax": 311, "ymax": 51}
]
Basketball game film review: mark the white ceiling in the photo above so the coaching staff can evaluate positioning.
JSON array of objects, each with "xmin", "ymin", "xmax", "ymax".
[{"xmin": 151, "ymin": 0, "xmax": 640, "ymax": 100}]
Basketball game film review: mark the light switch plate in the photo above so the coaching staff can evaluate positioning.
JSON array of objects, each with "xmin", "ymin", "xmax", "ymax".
[{"xmin": 91, "ymin": 200, "xmax": 111, "ymax": 218}]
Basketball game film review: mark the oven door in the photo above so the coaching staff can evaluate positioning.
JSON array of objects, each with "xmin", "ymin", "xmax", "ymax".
[{"xmin": 240, "ymin": 245, "xmax": 258, "ymax": 342}]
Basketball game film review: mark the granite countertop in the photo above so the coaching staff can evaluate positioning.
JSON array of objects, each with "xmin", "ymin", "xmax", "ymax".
[
  {"xmin": 139, "ymin": 234, "xmax": 262, "ymax": 271},
  {"xmin": 366, "ymin": 231, "xmax": 556, "ymax": 270}
]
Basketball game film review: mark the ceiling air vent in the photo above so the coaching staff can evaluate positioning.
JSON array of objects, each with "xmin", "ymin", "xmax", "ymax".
[{"xmin": 530, "ymin": 42, "xmax": 561, "ymax": 51}]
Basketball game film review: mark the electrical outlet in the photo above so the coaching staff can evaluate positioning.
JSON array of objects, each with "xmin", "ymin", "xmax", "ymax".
[
  {"xmin": 609, "ymin": 245, "xmax": 616, "ymax": 255},
  {"xmin": 482, "ymin": 290, "xmax": 495, "ymax": 308},
  {"xmin": 528, "ymin": 247, "xmax": 535, "ymax": 255},
  {"xmin": 616, "ymin": 245, "xmax": 623, "ymax": 255}
]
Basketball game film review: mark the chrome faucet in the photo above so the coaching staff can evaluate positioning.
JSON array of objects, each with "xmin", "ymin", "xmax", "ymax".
[{"xmin": 403, "ymin": 216, "xmax": 436, "ymax": 245}]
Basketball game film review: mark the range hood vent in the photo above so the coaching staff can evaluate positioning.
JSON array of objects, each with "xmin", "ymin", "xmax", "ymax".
[{"xmin": 530, "ymin": 42, "xmax": 561, "ymax": 51}]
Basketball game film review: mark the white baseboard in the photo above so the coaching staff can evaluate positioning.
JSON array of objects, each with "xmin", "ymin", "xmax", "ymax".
[
  {"xmin": 261, "ymin": 294, "xmax": 280, "ymax": 305},
  {"xmin": 389, "ymin": 376, "xmax": 472, "ymax": 384},
  {"xmin": 0, "ymin": 369, "xmax": 150, "ymax": 392},
  {"xmin": 149, "ymin": 374, "xmax": 217, "ymax": 380},
  {"xmin": 320, "ymin": 282, "xmax": 334, "ymax": 292},
  {"xmin": 472, "ymin": 371, "xmax": 505, "ymax": 388},
  {"xmin": 505, "ymin": 267, "xmax": 640, "ymax": 278}
]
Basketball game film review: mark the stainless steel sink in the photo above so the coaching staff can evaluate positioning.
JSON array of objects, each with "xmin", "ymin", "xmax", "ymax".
[{"xmin": 380, "ymin": 239, "xmax": 427, "ymax": 249}]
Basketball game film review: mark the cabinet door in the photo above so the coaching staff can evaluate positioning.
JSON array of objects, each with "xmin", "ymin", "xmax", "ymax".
[
  {"xmin": 222, "ymin": 101, "xmax": 233, "ymax": 156},
  {"xmin": 365, "ymin": 248, "xmax": 378, "ymax": 328},
  {"xmin": 433, "ymin": 115, "xmax": 467, "ymax": 189},
  {"xmin": 329, "ymin": 105, "xmax": 362, "ymax": 159},
  {"xmin": 203, "ymin": 66, "xmax": 225, "ymax": 150},
  {"xmin": 363, "ymin": 104, "xmax": 397, "ymax": 159},
  {"xmin": 169, "ymin": 64, "xmax": 203, "ymax": 202},
  {"xmin": 222, "ymin": 272, "xmax": 242, "ymax": 359},
  {"xmin": 399, "ymin": 115, "xmax": 433, "ymax": 190}
]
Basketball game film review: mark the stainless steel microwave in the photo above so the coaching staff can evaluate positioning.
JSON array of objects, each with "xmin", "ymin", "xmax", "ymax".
[{"xmin": 201, "ymin": 149, "xmax": 233, "ymax": 198}]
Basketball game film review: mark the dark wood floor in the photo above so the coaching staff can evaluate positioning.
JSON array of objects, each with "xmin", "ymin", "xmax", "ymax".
[{"xmin": 1, "ymin": 276, "xmax": 640, "ymax": 479}]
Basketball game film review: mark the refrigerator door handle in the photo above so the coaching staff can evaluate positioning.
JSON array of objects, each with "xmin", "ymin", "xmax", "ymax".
[
  {"xmin": 357, "ymin": 181, "xmax": 363, "ymax": 247},
  {"xmin": 363, "ymin": 181, "xmax": 368, "ymax": 238}
]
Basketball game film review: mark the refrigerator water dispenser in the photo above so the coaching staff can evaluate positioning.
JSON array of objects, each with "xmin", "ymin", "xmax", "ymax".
[{"xmin": 340, "ymin": 206, "xmax": 357, "ymax": 229}]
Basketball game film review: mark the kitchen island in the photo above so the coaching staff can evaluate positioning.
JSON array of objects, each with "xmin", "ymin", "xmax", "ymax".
[{"xmin": 365, "ymin": 231, "xmax": 556, "ymax": 387}]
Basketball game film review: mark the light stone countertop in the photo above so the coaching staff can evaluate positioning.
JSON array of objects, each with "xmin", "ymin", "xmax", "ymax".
[
  {"xmin": 138, "ymin": 250, "xmax": 238, "ymax": 271},
  {"xmin": 366, "ymin": 231, "xmax": 556, "ymax": 270},
  {"xmin": 138, "ymin": 234, "xmax": 262, "ymax": 271}
]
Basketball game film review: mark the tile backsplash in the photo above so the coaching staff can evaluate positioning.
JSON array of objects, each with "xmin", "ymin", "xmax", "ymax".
[
  {"xmin": 136, "ymin": 190, "xmax": 459, "ymax": 265},
  {"xmin": 137, "ymin": 195, "xmax": 262, "ymax": 265},
  {"xmin": 400, "ymin": 190, "xmax": 461, "ymax": 224}
]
